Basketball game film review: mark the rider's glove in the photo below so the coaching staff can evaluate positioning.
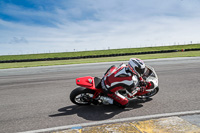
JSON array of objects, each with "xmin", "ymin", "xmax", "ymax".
[
  {"xmin": 140, "ymin": 86, "xmax": 146, "ymax": 92},
  {"xmin": 140, "ymin": 82, "xmax": 152, "ymax": 92},
  {"xmin": 140, "ymin": 81, "xmax": 147, "ymax": 87}
]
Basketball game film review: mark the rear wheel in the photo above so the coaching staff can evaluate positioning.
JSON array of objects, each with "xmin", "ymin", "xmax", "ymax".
[
  {"xmin": 137, "ymin": 87, "xmax": 159, "ymax": 100},
  {"xmin": 70, "ymin": 87, "xmax": 95, "ymax": 105}
]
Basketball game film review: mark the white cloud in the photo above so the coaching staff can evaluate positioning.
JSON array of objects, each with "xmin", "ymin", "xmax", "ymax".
[
  {"xmin": 9, "ymin": 37, "xmax": 28, "ymax": 44},
  {"xmin": 0, "ymin": 0, "xmax": 200, "ymax": 55}
]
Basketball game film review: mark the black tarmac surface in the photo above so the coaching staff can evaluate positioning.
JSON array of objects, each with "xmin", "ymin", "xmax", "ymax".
[{"xmin": 0, "ymin": 57, "xmax": 200, "ymax": 133}]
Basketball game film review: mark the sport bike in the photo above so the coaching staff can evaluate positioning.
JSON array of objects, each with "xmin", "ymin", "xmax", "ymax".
[{"xmin": 70, "ymin": 65, "xmax": 159, "ymax": 107}]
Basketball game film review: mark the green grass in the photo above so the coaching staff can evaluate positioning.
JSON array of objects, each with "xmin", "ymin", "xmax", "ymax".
[
  {"xmin": 0, "ymin": 51, "xmax": 199, "ymax": 69},
  {"xmin": 0, "ymin": 44, "xmax": 199, "ymax": 61}
]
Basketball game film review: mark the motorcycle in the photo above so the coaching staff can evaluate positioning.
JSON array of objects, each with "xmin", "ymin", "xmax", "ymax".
[{"xmin": 70, "ymin": 65, "xmax": 159, "ymax": 107}]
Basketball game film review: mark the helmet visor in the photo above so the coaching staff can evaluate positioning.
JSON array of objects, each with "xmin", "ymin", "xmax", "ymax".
[{"xmin": 135, "ymin": 67, "xmax": 145, "ymax": 75}]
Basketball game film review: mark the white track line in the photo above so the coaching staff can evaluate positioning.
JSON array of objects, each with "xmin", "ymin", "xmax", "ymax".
[{"xmin": 19, "ymin": 110, "xmax": 200, "ymax": 133}]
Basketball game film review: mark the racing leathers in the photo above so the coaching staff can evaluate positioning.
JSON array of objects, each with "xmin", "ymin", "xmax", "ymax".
[
  {"xmin": 101, "ymin": 63, "xmax": 139, "ymax": 106},
  {"xmin": 101, "ymin": 63, "xmax": 156, "ymax": 107}
]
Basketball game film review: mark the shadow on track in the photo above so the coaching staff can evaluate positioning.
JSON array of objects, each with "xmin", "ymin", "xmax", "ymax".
[{"xmin": 49, "ymin": 98, "xmax": 152, "ymax": 121}]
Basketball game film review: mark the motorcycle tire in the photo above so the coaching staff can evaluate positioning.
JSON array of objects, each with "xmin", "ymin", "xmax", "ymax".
[
  {"xmin": 70, "ymin": 87, "xmax": 96, "ymax": 105},
  {"xmin": 137, "ymin": 87, "xmax": 159, "ymax": 100}
]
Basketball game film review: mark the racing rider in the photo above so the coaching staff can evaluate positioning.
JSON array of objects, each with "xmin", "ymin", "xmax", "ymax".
[{"xmin": 101, "ymin": 58, "xmax": 153, "ymax": 107}]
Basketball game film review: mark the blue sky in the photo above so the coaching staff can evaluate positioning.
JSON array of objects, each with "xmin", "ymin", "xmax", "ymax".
[{"xmin": 0, "ymin": 0, "xmax": 200, "ymax": 55}]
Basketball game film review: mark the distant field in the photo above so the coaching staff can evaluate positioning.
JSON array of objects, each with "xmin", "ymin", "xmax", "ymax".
[
  {"xmin": 0, "ymin": 44, "xmax": 200, "ymax": 61},
  {"xmin": 0, "ymin": 50, "xmax": 199, "ymax": 69}
]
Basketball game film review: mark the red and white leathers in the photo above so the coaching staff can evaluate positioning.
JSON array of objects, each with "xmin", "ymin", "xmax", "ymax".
[{"xmin": 101, "ymin": 63, "xmax": 139, "ymax": 106}]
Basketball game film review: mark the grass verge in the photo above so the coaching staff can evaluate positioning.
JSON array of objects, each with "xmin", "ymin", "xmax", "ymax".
[
  {"xmin": 0, "ymin": 51, "xmax": 199, "ymax": 69},
  {"xmin": 0, "ymin": 44, "xmax": 199, "ymax": 61}
]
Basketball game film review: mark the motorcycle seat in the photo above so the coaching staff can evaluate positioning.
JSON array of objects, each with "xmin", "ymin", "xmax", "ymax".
[{"xmin": 94, "ymin": 77, "xmax": 102, "ymax": 89}]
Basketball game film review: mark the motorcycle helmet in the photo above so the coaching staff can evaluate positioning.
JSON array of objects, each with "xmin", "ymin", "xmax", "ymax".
[{"xmin": 128, "ymin": 58, "xmax": 145, "ymax": 75}]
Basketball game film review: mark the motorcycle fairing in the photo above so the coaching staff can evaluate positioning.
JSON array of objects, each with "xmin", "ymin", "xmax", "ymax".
[
  {"xmin": 76, "ymin": 76, "xmax": 94, "ymax": 88},
  {"xmin": 76, "ymin": 76, "xmax": 103, "ymax": 99}
]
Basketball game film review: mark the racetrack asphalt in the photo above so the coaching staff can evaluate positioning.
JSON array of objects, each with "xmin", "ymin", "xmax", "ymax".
[{"xmin": 0, "ymin": 57, "xmax": 200, "ymax": 133}]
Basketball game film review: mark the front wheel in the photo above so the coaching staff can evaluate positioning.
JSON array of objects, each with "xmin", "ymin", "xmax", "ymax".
[
  {"xmin": 70, "ymin": 87, "xmax": 95, "ymax": 105},
  {"xmin": 137, "ymin": 87, "xmax": 159, "ymax": 100}
]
